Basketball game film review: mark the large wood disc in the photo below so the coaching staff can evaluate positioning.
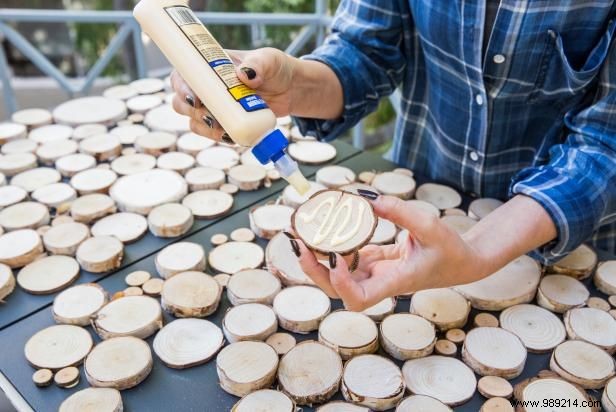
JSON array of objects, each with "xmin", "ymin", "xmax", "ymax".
[
  {"xmin": 226, "ymin": 268, "xmax": 281, "ymax": 306},
  {"xmin": 278, "ymin": 340, "xmax": 342, "ymax": 405},
  {"xmin": 402, "ymin": 355, "xmax": 477, "ymax": 406},
  {"xmin": 70, "ymin": 193, "xmax": 116, "ymax": 223},
  {"xmin": 468, "ymin": 198, "xmax": 503, "ymax": 220},
  {"xmin": 93, "ymin": 295, "xmax": 162, "ymax": 339},
  {"xmin": 380, "ymin": 313, "xmax": 436, "ymax": 360},
  {"xmin": 11, "ymin": 108, "xmax": 52, "ymax": 127},
  {"xmin": 208, "ymin": 241, "xmax": 264, "ymax": 274},
  {"xmin": 85, "ymin": 336, "xmax": 152, "ymax": 390},
  {"xmin": 595, "ymin": 260, "xmax": 616, "ymax": 295},
  {"xmin": 499, "ymin": 304, "xmax": 566, "ymax": 352},
  {"xmin": 177, "ymin": 132, "xmax": 216, "ymax": 155},
  {"xmin": 184, "ymin": 167, "xmax": 226, "ymax": 191},
  {"xmin": 144, "ymin": 104, "xmax": 190, "ymax": 135},
  {"xmin": 371, "ymin": 172, "xmax": 416, "ymax": 200},
  {"xmin": 156, "ymin": 151, "xmax": 196, "ymax": 174},
  {"xmin": 228, "ymin": 164, "xmax": 266, "ymax": 191},
  {"xmin": 317, "ymin": 402, "xmax": 370, "ymax": 412},
  {"xmin": 548, "ymin": 244, "xmax": 597, "ymax": 280},
  {"xmin": 0, "ymin": 201, "xmax": 49, "ymax": 231},
  {"xmin": 415, "ymin": 183, "xmax": 461, "ymax": 209},
  {"xmin": 55, "ymin": 153, "xmax": 96, "ymax": 177},
  {"xmin": 0, "ymin": 229, "xmax": 43, "ymax": 268},
  {"xmin": 0, "ymin": 263, "xmax": 15, "ymax": 301},
  {"xmin": 110, "ymin": 153, "xmax": 156, "ymax": 176},
  {"xmin": 266, "ymin": 232, "xmax": 315, "ymax": 286},
  {"xmin": 410, "ymin": 288, "xmax": 470, "ymax": 331},
  {"xmin": 36, "ymin": 139, "xmax": 78, "ymax": 165},
  {"xmin": 0, "ymin": 122, "xmax": 26, "ymax": 143},
  {"xmin": 222, "ymin": 303, "xmax": 278, "ymax": 343},
  {"xmin": 79, "ymin": 134, "xmax": 122, "ymax": 161},
  {"xmin": 232, "ymin": 389, "xmax": 295, "ymax": 412},
  {"xmin": 396, "ymin": 395, "xmax": 452, "ymax": 412},
  {"xmin": 31, "ymin": 183, "xmax": 76, "ymax": 208},
  {"xmin": 318, "ymin": 311, "xmax": 378, "ymax": 360},
  {"xmin": 550, "ymin": 340, "xmax": 615, "ymax": 389},
  {"xmin": 17, "ymin": 255, "xmax": 80, "ymax": 294},
  {"xmin": 0, "ymin": 152, "xmax": 37, "ymax": 176},
  {"xmin": 537, "ymin": 274, "xmax": 589, "ymax": 313},
  {"xmin": 1, "ymin": 139, "xmax": 37, "ymax": 155},
  {"xmin": 273, "ymin": 286, "xmax": 331, "ymax": 333},
  {"xmin": 155, "ymin": 242, "xmax": 206, "ymax": 279},
  {"xmin": 76, "ymin": 236, "xmax": 123, "ymax": 273},
  {"xmin": 564, "ymin": 307, "xmax": 616, "ymax": 353},
  {"xmin": 91, "ymin": 212, "xmax": 148, "ymax": 243},
  {"xmin": 315, "ymin": 165, "xmax": 356, "ymax": 189},
  {"xmin": 147, "ymin": 203, "xmax": 193, "ymax": 238},
  {"xmin": 518, "ymin": 377, "xmax": 595, "ymax": 412},
  {"xmin": 25, "ymin": 324, "xmax": 93, "ymax": 370},
  {"xmin": 362, "ymin": 297, "xmax": 396, "ymax": 322},
  {"xmin": 604, "ymin": 377, "xmax": 616, "ymax": 412},
  {"xmin": 70, "ymin": 169, "xmax": 118, "ymax": 195},
  {"xmin": 53, "ymin": 283, "xmax": 108, "ymax": 325},
  {"xmin": 292, "ymin": 189, "xmax": 377, "ymax": 255},
  {"xmin": 462, "ymin": 327, "xmax": 527, "ymax": 378},
  {"xmin": 181, "ymin": 189, "xmax": 234, "ymax": 219},
  {"xmin": 53, "ymin": 97, "xmax": 127, "ymax": 126},
  {"xmin": 369, "ymin": 217, "xmax": 397, "ymax": 245},
  {"xmin": 28, "ymin": 124, "xmax": 73, "ymax": 144},
  {"xmin": 160, "ymin": 270, "xmax": 221, "ymax": 317},
  {"xmin": 153, "ymin": 318, "xmax": 223, "ymax": 369},
  {"xmin": 216, "ymin": 340, "xmax": 279, "ymax": 397},
  {"xmin": 0, "ymin": 185, "xmax": 27, "ymax": 208},
  {"xmin": 288, "ymin": 141, "xmax": 337, "ymax": 164},
  {"xmin": 110, "ymin": 169, "xmax": 187, "ymax": 214},
  {"xmin": 281, "ymin": 181, "xmax": 326, "ymax": 209},
  {"xmin": 250, "ymin": 204, "xmax": 294, "ymax": 239},
  {"xmin": 59, "ymin": 388, "xmax": 122, "ymax": 412},
  {"xmin": 196, "ymin": 146, "xmax": 240, "ymax": 171},
  {"xmin": 11, "ymin": 167, "xmax": 61, "ymax": 192},
  {"xmin": 455, "ymin": 255, "xmax": 541, "ymax": 310}
]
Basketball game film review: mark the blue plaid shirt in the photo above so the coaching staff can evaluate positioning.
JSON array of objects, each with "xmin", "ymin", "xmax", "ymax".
[{"xmin": 296, "ymin": 0, "xmax": 616, "ymax": 262}]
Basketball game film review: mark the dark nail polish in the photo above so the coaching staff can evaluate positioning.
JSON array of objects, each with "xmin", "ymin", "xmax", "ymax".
[
  {"xmin": 221, "ymin": 133, "xmax": 234, "ymax": 144},
  {"xmin": 202, "ymin": 115, "xmax": 214, "ymax": 128},
  {"xmin": 185, "ymin": 95, "xmax": 195, "ymax": 107},
  {"xmin": 283, "ymin": 231, "xmax": 295, "ymax": 240},
  {"xmin": 241, "ymin": 67, "xmax": 257, "ymax": 80},
  {"xmin": 329, "ymin": 252, "xmax": 337, "ymax": 269},
  {"xmin": 290, "ymin": 239, "xmax": 301, "ymax": 257},
  {"xmin": 357, "ymin": 189, "xmax": 379, "ymax": 200}
]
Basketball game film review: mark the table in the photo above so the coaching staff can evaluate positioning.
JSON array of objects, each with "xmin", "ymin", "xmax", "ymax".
[{"xmin": 0, "ymin": 144, "xmax": 613, "ymax": 412}]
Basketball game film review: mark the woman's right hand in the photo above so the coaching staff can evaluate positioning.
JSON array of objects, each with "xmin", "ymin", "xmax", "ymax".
[{"xmin": 170, "ymin": 47, "xmax": 298, "ymax": 142}]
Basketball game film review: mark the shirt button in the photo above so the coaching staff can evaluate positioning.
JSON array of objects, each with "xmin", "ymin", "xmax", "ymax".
[
  {"xmin": 493, "ymin": 54, "xmax": 505, "ymax": 64},
  {"xmin": 469, "ymin": 151, "xmax": 479, "ymax": 161},
  {"xmin": 475, "ymin": 94, "xmax": 484, "ymax": 105}
]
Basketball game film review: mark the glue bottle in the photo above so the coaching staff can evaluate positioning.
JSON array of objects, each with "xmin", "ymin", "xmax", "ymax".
[{"xmin": 134, "ymin": 0, "xmax": 310, "ymax": 194}]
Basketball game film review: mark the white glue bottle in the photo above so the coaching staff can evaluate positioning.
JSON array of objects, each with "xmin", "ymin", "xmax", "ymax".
[{"xmin": 134, "ymin": 0, "xmax": 310, "ymax": 194}]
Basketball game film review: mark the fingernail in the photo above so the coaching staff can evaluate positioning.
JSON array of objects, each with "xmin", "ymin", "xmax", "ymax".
[
  {"xmin": 283, "ymin": 231, "xmax": 295, "ymax": 240},
  {"xmin": 202, "ymin": 115, "xmax": 214, "ymax": 128},
  {"xmin": 185, "ymin": 95, "xmax": 195, "ymax": 107},
  {"xmin": 221, "ymin": 133, "xmax": 234, "ymax": 145},
  {"xmin": 357, "ymin": 189, "xmax": 379, "ymax": 200},
  {"xmin": 241, "ymin": 67, "xmax": 256, "ymax": 80},
  {"xmin": 329, "ymin": 252, "xmax": 337, "ymax": 269},
  {"xmin": 290, "ymin": 239, "xmax": 301, "ymax": 257}
]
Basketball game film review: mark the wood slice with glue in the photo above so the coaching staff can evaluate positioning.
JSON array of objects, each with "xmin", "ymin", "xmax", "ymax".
[
  {"xmin": 53, "ymin": 97, "xmax": 127, "ymax": 126},
  {"xmin": 318, "ymin": 311, "xmax": 379, "ymax": 360},
  {"xmin": 59, "ymin": 388, "xmax": 122, "ymax": 412},
  {"xmin": 371, "ymin": 172, "xmax": 416, "ymax": 199},
  {"xmin": 0, "ymin": 122, "xmax": 27, "ymax": 143},
  {"xmin": 603, "ymin": 377, "xmax": 616, "ymax": 412},
  {"xmin": 380, "ymin": 313, "xmax": 436, "ymax": 360},
  {"xmin": 230, "ymin": 227, "xmax": 255, "ymax": 242},
  {"xmin": 227, "ymin": 164, "xmax": 266, "ymax": 191},
  {"xmin": 435, "ymin": 339, "xmax": 457, "ymax": 356},
  {"xmin": 196, "ymin": 146, "xmax": 240, "ymax": 171},
  {"xmin": 396, "ymin": 395, "xmax": 452, "ymax": 412},
  {"xmin": 499, "ymin": 304, "xmax": 565, "ymax": 353},
  {"xmin": 0, "ymin": 201, "xmax": 49, "ymax": 231},
  {"xmin": 182, "ymin": 189, "xmax": 234, "ymax": 219},
  {"xmin": 315, "ymin": 165, "xmax": 356, "ymax": 189},
  {"xmin": 369, "ymin": 218, "xmax": 397, "ymax": 245},
  {"xmin": 249, "ymin": 204, "xmax": 294, "ymax": 239},
  {"xmin": 547, "ymin": 244, "xmax": 597, "ymax": 280},
  {"xmin": 216, "ymin": 340, "xmax": 279, "ymax": 397},
  {"xmin": 281, "ymin": 181, "xmax": 326, "ymax": 209},
  {"xmin": 155, "ymin": 242, "xmax": 205, "ymax": 279},
  {"xmin": 274, "ymin": 286, "xmax": 330, "ymax": 333},
  {"xmin": 70, "ymin": 194, "xmax": 116, "ymax": 223},
  {"xmin": 516, "ymin": 376, "xmax": 596, "ymax": 412},
  {"xmin": 91, "ymin": 212, "xmax": 148, "ymax": 243},
  {"xmin": 28, "ymin": 124, "xmax": 73, "ymax": 144},
  {"xmin": 455, "ymin": 255, "xmax": 541, "ymax": 310},
  {"xmin": 402, "ymin": 355, "xmax": 477, "ymax": 406},
  {"xmin": 362, "ymin": 297, "xmax": 396, "ymax": 322},
  {"xmin": 92, "ymin": 295, "xmax": 162, "ymax": 340},
  {"xmin": 130, "ymin": 77, "xmax": 164, "ymax": 94},
  {"xmin": 0, "ymin": 263, "xmax": 15, "ymax": 301},
  {"xmin": 53, "ymin": 283, "xmax": 108, "ymax": 325},
  {"xmin": 55, "ymin": 153, "xmax": 96, "ymax": 177},
  {"xmin": 564, "ymin": 307, "xmax": 616, "ymax": 353},
  {"xmin": 36, "ymin": 139, "xmax": 78, "ymax": 165},
  {"xmin": 24, "ymin": 324, "xmax": 93, "ymax": 370},
  {"xmin": 31, "ymin": 183, "xmax": 77, "ymax": 208},
  {"xmin": 11, "ymin": 167, "xmax": 61, "ymax": 192},
  {"xmin": 232, "ymin": 389, "xmax": 295, "ymax": 412},
  {"xmin": 266, "ymin": 333, "xmax": 296, "ymax": 355},
  {"xmin": 0, "ymin": 152, "xmax": 37, "ymax": 176},
  {"xmin": 222, "ymin": 303, "xmax": 278, "ymax": 343},
  {"xmin": 292, "ymin": 189, "xmax": 377, "ymax": 255},
  {"xmin": 594, "ymin": 260, "xmax": 616, "ymax": 295},
  {"xmin": 415, "ymin": 183, "xmax": 462, "ymax": 209},
  {"xmin": 278, "ymin": 340, "xmax": 342, "ymax": 405},
  {"xmin": 79, "ymin": 134, "xmax": 122, "ymax": 161},
  {"xmin": 110, "ymin": 153, "xmax": 156, "ymax": 176},
  {"xmin": 474, "ymin": 313, "xmax": 499, "ymax": 328},
  {"xmin": 226, "ymin": 269, "xmax": 281, "ymax": 306},
  {"xmin": 156, "ymin": 151, "xmax": 195, "ymax": 174},
  {"xmin": 0, "ymin": 185, "xmax": 27, "ymax": 209},
  {"xmin": 153, "ymin": 318, "xmax": 223, "ymax": 369},
  {"xmin": 184, "ymin": 167, "xmax": 225, "ymax": 191},
  {"xmin": 17, "ymin": 255, "xmax": 80, "ymax": 295},
  {"xmin": 549, "ymin": 340, "xmax": 615, "ymax": 389},
  {"xmin": 477, "ymin": 375, "xmax": 513, "ymax": 399},
  {"xmin": 43, "ymin": 222, "xmax": 90, "ymax": 256},
  {"xmin": 72, "ymin": 124, "xmax": 108, "ymax": 141},
  {"xmin": 0, "ymin": 229, "xmax": 43, "ymax": 268},
  {"xmin": 536, "ymin": 274, "xmax": 589, "ymax": 313},
  {"xmin": 110, "ymin": 169, "xmax": 187, "ymax": 214},
  {"xmin": 70, "ymin": 169, "xmax": 117, "ymax": 195},
  {"xmin": 208, "ymin": 241, "xmax": 264, "ymax": 274},
  {"xmin": 468, "ymin": 198, "xmax": 504, "ymax": 220},
  {"xmin": 76, "ymin": 236, "xmax": 123, "ymax": 273},
  {"xmin": 266, "ymin": 232, "xmax": 315, "ymax": 286},
  {"xmin": 32, "ymin": 368, "xmax": 53, "ymax": 387},
  {"xmin": 440, "ymin": 215, "xmax": 477, "ymax": 235},
  {"xmin": 54, "ymin": 366, "xmax": 80, "ymax": 388},
  {"xmin": 288, "ymin": 141, "xmax": 337, "ymax": 164},
  {"xmin": 142, "ymin": 278, "xmax": 164, "ymax": 296},
  {"xmin": 177, "ymin": 132, "xmax": 216, "ymax": 155},
  {"xmin": 84, "ymin": 336, "xmax": 152, "ymax": 390},
  {"xmin": 410, "ymin": 288, "xmax": 470, "ymax": 331},
  {"xmin": 145, "ymin": 104, "xmax": 190, "ymax": 135},
  {"xmin": 147, "ymin": 203, "xmax": 193, "ymax": 237},
  {"xmin": 161, "ymin": 270, "xmax": 221, "ymax": 318},
  {"xmin": 462, "ymin": 327, "xmax": 527, "ymax": 378}
]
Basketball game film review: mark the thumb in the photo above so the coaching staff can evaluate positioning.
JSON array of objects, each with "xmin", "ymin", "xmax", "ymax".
[
  {"xmin": 233, "ymin": 48, "xmax": 288, "ymax": 90},
  {"xmin": 369, "ymin": 195, "xmax": 439, "ymax": 242}
]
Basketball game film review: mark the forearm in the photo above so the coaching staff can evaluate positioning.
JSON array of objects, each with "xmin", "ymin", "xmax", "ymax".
[{"xmin": 288, "ymin": 57, "xmax": 344, "ymax": 119}]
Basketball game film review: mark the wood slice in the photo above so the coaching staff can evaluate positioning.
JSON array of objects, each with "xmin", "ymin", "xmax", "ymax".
[
  {"xmin": 52, "ymin": 215, "xmax": 75, "ymax": 227},
  {"xmin": 211, "ymin": 233, "xmax": 228, "ymax": 246},
  {"xmin": 232, "ymin": 389, "xmax": 295, "ymax": 412},
  {"xmin": 59, "ymin": 388, "xmax": 122, "ymax": 412},
  {"xmin": 396, "ymin": 395, "xmax": 452, "ymax": 412},
  {"xmin": 72, "ymin": 124, "xmax": 108, "ymax": 141},
  {"xmin": 547, "ymin": 244, "xmax": 597, "ymax": 280},
  {"xmin": 161, "ymin": 271, "xmax": 221, "ymax": 317},
  {"xmin": 410, "ymin": 288, "xmax": 470, "ymax": 331},
  {"xmin": 216, "ymin": 340, "xmax": 279, "ymax": 397},
  {"xmin": 371, "ymin": 172, "xmax": 416, "ymax": 199},
  {"xmin": 315, "ymin": 166, "xmax": 356, "ymax": 189},
  {"xmin": 462, "ymin": 327, "xmax": 526, "ymax": 378},
  {"xmin": 145, "ymin": 104, "xmax": 190, "ymax": 135},
  {"xmin": 214, "ymin": 273, "xmax": 230, "ymax": 288},
  {"xmin": 134, "ymin": 131, "xmax": 177, "ymax": 156},
  {"xmin": 11, "ymin": 167, "xmax": 61, "ymax": 192},
  {"xmin": 380, "ymin": 313, "xmax": 436, "ymax": 360},
  {"xmin": 11, "ymin": 108, "xmax": 52, "ymax": 127},
  {"xmin": 76, "ymin": 236, "xmax": 123, "ymax": 273},
  {"xmin": 478, "ymin": 375, "xmax": 513, "ymax": 398},
  {"xmin": 0, "ymin": 262, "xmax": 14, "ymax": 301},
  {"xmin": 415, "ymin": 183, "xmax": 462, "ymax": 209},
  {"xmin": 266, "ymin": 332, "xmax": 296, "ymax": 356},
  {"xmin": 181, "ymin": 190, "xmax": 234, "ymax": 219},
  {"xmin": 109, "ymin": 124, "xmax": 149, "ymax": 145},
  {"xmin": 446, "ymin": 328, "xmax": 466, "ymax": 344},
  {"xmin": 126, "ymin": 94, "xmax": 162, "ymax": 113},
  {"xmin": 222, "ymin": 303, "xmax": 278, "ymax": 343},
  {"xmin": 104, "ymin": 84, "xmax": 138, "ymax": 100},
  {"xmin": 288, "ymin": 141, "xmax": 337, "ymax": 164},
  {"xmin": 610, "ymin": 295, "xmax": 616, "ymax": 307},
  {"xmin": 84, "ymin": 336, "xmax": 152, "ymax": 390},
  {"xmin": 517, "ymin": 376, "xmax": 597, "ymax": 412},
  {"xmin": 587, "ymin": 296, "xmax": 610, "ymax": 311},
  {"xmin": 239, "ymin": 149, "xmax": 275, "ymax": 171},
  {"xmin": 0, "ymin": 122, "xmax": 27, "ymax": 144},
  {"xmin": 24, "ymin": 324, "xmax": 93, "ymax": 370},
  {"xmin": 28, "ymin": 124, "xmax": 73, "ymax": 144},
  {"xmin": 32, "ymin": 368, "xmax": 53, "ymax": 387},
  {"xmin": 91, "ymin": 213, "xmax": 148, "ymax": 243},
  {"xmin": 141, "ymin": 278, "xmax": 164, "ymax": 296},
  {"xmin": 155, "ymin": 242, "xmax": 205, "ymax": 279},
  {"xmin": 0, "ymin": 152, "xmax": 37, "ymax": 176},
  {"xmin": 147, "ymin": 203, "xmax": 193, "ymax": 238},
  {"xmin": 70, "ymin": 169, "xmax": 118, "ymax": 195},
  {"xmin": 219, "ymin": 183, "xmax": 239, "ymax": 194},
  {"xmin": 55, "ymin": 153, "xmax": 96, "ymax": 177},
  {"xmin": 177, "ymin": 132, "xmax": 216, "ymax": 155},
  {"xmin": 1, "ymin": 139, "xmax": 37, "ymax": 155},
  {"xmin": 595, "ymin": 261, "xmax": 616, "ymax": 295},
  {"xmin": 153, "ymin": 318, "xmax": 223, "ymax": 369},
  {"xmin": 124, "ymin": 287, "xmax": 143, "ymax": 297},
  {"xmin": 157, "ymin": 151, "xmax": 196, "ymax": 174},
  {"xmin": 434, "ymin": 339, "xmax": 457, "ymax": 356},
  {"xmin": 208, "ymin": 241, "xmax": 264, "ymax": 274},
  {"xmin": 230, "ymin": 227, "xmax": 255, "ymax": 242},
  {"xmin": 54, "ymin": 366, "xmax": 80, "ymax": 388},
  {"xmin": 227, "ymin": 164, "xmax": 266, "ymax": 191},
  {"xmin": 550, "ymin": 340, "xmax": 615, "ymax": 389},
  {"xmin": 110, "ymin": 153, "xmax": 156, "ymax": 176},
  {"xmin": 0, "ymin": 229, "xmax": 43, "ymax": 268},
  {"xmin": 53, "ymin": 97, "xmax": 127, "ymax": 126},
  {"xmin": 53, "ymin": 283, "xmax": 108, "ymax": 325},
  {"xmin": 499, "ymin": 304, "xmax": 565, "ymax": 353},
  {"xmin": 474, "ymin": 312, "xmax": 499, "ymax": 328},
  {"xmin": 70, "ymin": 194, "xmax": 116, "ymax": 223},
  {"xmin": 443, "ymin": 208, "xmax": 466, "ymax": 217},
  {"xmin": 273, "ymin": 286, "xmax": 331, "ymax": 333},
  {"xmin": 278, "ymin": 340, "xmax": 342, "ymax": 405},
  {"xmin": 537, "ymin": 274, "xmax": 589, "ymax": 313},
  {"xmin": 440, "ymin": 215, "xmax": 477, "ymax": 235},
  {"xmin": 468, "ymin": 198, "xmax": 504, "ymax": 220},
  {"xmin": 31, "ymin": 183, "xmax": 77, "ymax": 208},
  {"xmin": 0, "ymin": 201, "xmax": 49, "ymax": 231},
  {"xmin": 79, "ymin": 134, "xmax": 122, "ymax": 161},
  {"xmin": 226, "ymin": 269, "xmax": 281, "ymax": 306},
  {"xmin": 92, "ymin": 295, "xmax": 162, "ymax": 339},
  {"xmin": 369, "ymin": 217, "xmax": 397, "ymax": 245},
  {"xmin": 281, "ymin": 181, "xmax": 326, "ymax": 209},
  {"xmin": 196, "ymin": 146, "xmax": 240, "ymax": 171},
  {"xmin": 455, "ymin": 255, "xmax": 541, "ymax": 310},
  {"xmin": 402, "ymin": 355, "xmax": 477, "ymax": 406},
  {"xmin": 130, "ymin": 77, "xmax": 164, "ymax": 94},
  {"xmin": 362, "ymin": 297, "xmax": 396, "ymax": 322},
  {"xmin": 110, "ymin": 169, "xmax": 187, "ymax": 214},
  {"xmin": 317, "ymin": 402, "xmax": 370, "ymax": 412},
  {"xmin": 36, "ymin": 139, "xmax": 78, "ymax": 165},
  {"xmin": 480, "ymin": 397, "xmax": 513, "ymax": 412},
  {"xmin": 604, "ymin": 377, "xmax": 616, "ymax": 412},
  {"xmin": 249, "ymin": 204, "xmax": 294, "ymax": 239},
  {"xmin": 292, "ymin": 189, "xmax": 377, "ymax": 255},
  {"xmin": 17, "ymin": 255, "xmax": 80, "ymax": 295},
  {"xmin": 289, "ymin": 125, "xmax": 314, "ymax": 141},
  {"xmin": 185, "ymin": 167, "xmax": 226, "ymax": 191},
  {"xmin": 564, "ymin": 307, "xmax": 616, "ymax": 353},
  {"xmin": 318, "ymin": 311, "xmax": 379, "ymax": 360},
  {"xmin": 341, "ymin": 354, "xmax": 405, "ymax": 411},
  {"xmin": 0, "ymin": 185, "xmax": 27, "ymax": 209},
  {"xmin": 266, "ymin": 232, "xmax": 315, "ymax": 286}
]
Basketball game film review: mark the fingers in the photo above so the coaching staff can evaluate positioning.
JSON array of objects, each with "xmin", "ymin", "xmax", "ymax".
[
  {"xmin": 234, "ymin": 47, "xmax": 288, "ymax": 89},
  {"xmin": 170, "ymin": 70, "xmax": 201, "ymax": 108},
  {"xmin": 369, "ymin": 195, "xmax": 440, "ymax": 242},
  {"xmin": 295, "ymin": 238, "xmax": 340, "ymax": 299}
]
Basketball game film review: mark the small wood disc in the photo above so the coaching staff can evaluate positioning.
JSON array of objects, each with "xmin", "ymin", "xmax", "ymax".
[
  {"xmin": 0, "ymin": 229, "xmax": 43, "ymax": 268},
  {"xmin": 76, "ymin": 236, "xmax": 123, "ymax": 273},
  {"xmin": 1, "ymin": 139, "xmax": 37, "ymax": 155},
  {"xmin": 435, "ymin": 340, "xmax": 457, "ymax": 356},
  {"xmin": 477, "ymin": 375, "xmax": 513, "ymax": 398},
  {"xmin": 52, "ymin": 215, "xmax": 75, "ymax": 227},
  {"xmin": 84, "ymin": 336, "xmax": 152, "ymax": 390},
  {"xmin": 110, "ymin": 153, "xmax": 156, "ymax": 176},
  {"xmin": 550, "ymin": 339, "xmax": 615, "ymax": 389},
  {"xmin": 209, "ymin": 241, "xmax": 264, "ymax": 274},
  {"xmin": 125, "ymin": 270, "xmax": 151, "ymax": 287},
  {"xmin": 223, "ymin": 303, "xmax": 278, "ymax": 343},
  {"xmin": 250, "ymin": 204, "xmax": 294, "ymax": 239},
  {"xmin": 396, "ymin": 395, "xmax": 452, "ymax": 412},
  {"xmin": 93, "ymin": 295, "xmax": 162, "ymax": 339},
  {"xmin": 104, "ymin": 84, "xmax": 138, "ymax": 100},
  {"xmin": 499, "ymin": 304, "xmax": 566, "ymax": 352},
  {"xmin": 380, "ymin": 313, "xmax": 436, "ymax": 360},
  {"xmin": 161, "ymin": 271, "xmax": 221, "ymax": 318},
  {"xmin": 596, "ymin": 261, "xmax": 616, "ymax": 295},
  {"xmin": 233, "ymin": 389, "xmax": 295, "ymax": 412},
  {"xmin": 369, "ymin": 217, "xmax": 397, "ymax": 245},
  {"xmin": 603, "ymin": 377, "xmax": 616, "ymax": 411},
  {"xmin": 230, "ymin": 227, "xmax": 255, "ymax": 243},
  {"xmin": 445, "ymin": 329, "xmax": 466, "ymax": 345},
  {"xmin": 70, "ymin": 169, "xmax": 117, "ymax": 195},
  {"xmin": 371, "ymin": 172, "xmax": 416, "ymax": 200},
  {"xmin": 0, "ymin": 152, "xmax": 37, "ymax": 176},
  {"xmin": 564, "ymin": 307, "xmax": 616, "ymax": 353},
  {"xmin": 468, "ymin": 198, "xmax": 504, "ymax": 220},
  {"xmin": 79, "ymin": 134, "xmax": 122, "ymax": 161},
  {"xmin": 11, "ymin": 108, "xmax": 52, "ymax": 127},
  {"xmin": 177, "ymin": 132, "xmax": 216, "ymax": 155},
  {"xmin": 31, "ymin": 183, "xmax": 77, "ymax": 208},
  {"xmin": 110, "ymin": 169, "xmax": 187, "ymax": 214},
  {"xmin": 474, "ymin": 312, "xmax": 499, "ymax": 328},
  {"xmin": 480, "ymin": 397, "xmax": 513, "ymax": 412},
  {"xmin": 315, "ymin": 165, "xmax": 356, "ymax": 189},
  {"xmin": 219, "ymin": 183, "xmax": 239, "ymax": 194},
  {"xmin": 141, "ymin": 278, "xmax": 164, "ymax": 296},
  {"xmin": 123, "ymin": 286, "xmax": 143, "ymax": 296},
  {"xmin": 273, "ymin": 286, "xmax": 331, "ymax": 333},
  {"xmin": 537, "ymin": 274, "xmax": 589, "ymax": 313},
  {"xmin": 196, "ymin": 146, "xmax": 240, "ymax": 171},
  {"xmin": 11, "ymin": 167, "xmax": 61, "ymax": 192},
  {"xmin": 462, "ymin": 327, "xmax": 527, "ymax": 378},
  {"xmin": 266, "ymin": 232, "xmax": 315, "ymax": 286},
  {"xmin": 28, "ymin": 124, "xmax": 73, "ymax": 144},
  {"xmin": 59, "ymin": 387, "xmax": 122, "ymax": 412},
  {"xmin": 25, "ymin": 324, "xmax": 93, "ymax": 370},
  {"xmin": 17, "ymin": 255, "xmax": 80, "ymax": 295},
  {"xmin": 153, "ymin": 318, "xmax": 223, "ymax": 369},
  {"xmin": 393, "ymin": 167, "xmax": 414, "ymax": 177},
  {"xmin": 281, "ymin": 181, "xmax": 327, "ymax": 209},
  {"xmin": 548, "ymin": 244, "xmax": 597, "ymax": 280},
  {"xmin": 53, "ymin": 97, "xmax": 127, "ymax": 126},
  {"xmin": 53, "ymin": 283, "xmax": 108, "ymax": 325},
  {"xmin": 588, "ymin": 296, "xmax": 611, "ymax": 311},
  {"xmin": 227, "ymin": 164, "xmax": 266, "ymax": 191},
  {"xmin": 211, "ymin": 233, "xmax": 228, "ymax": 246},
  {"xmin": 126, "ymin": 94, "xmax": 162, "ymax": 113},
  {"xmin": 155, "ymin": 242, "xmax": 205, "ymax": 279},
  {"xmin": 157, "ymin": 151, "xmax": 196, "ymax": 174},
  {"xmin": 0, "ymin": 185, "xmax": 27, "ymax": 208},
  {"xmin": 54, "ymin": 366, "xmax": 80, "ymax": 388},
  {"xmin": 55, "ymin": 153, "xmax": 96, "ymax": 177},
  {"xmin": 182, "ymin": 190, "xmax": 234, "ymax": 219},
  {"xmin": 362, "ymin": 297, "xmax": 396, "ymax": 322},
  {"xmin": 70, "ymin": 194, "xmax": 116, "ymax": 223},
  {"xmin": 288, "ymin": 141, "xmax": 337, "ymax": 164},
  {"xmin": 147, "ymin": 203, "xmax": 193, "ymax": 238},
  {"xmin": 266, "ymin": 332, "xmax": 296, "ymax": 355},
  {"xmin": 36, "ymin": 139, "xmax": 78, "ymax": 165},
  {"xmin": 0, "ymin": 263, "xmax": 16, "ymax": 301},
  {"xmin": 443, "ymin": 208, "xmax": 466, "ymax": 217},
  {"xmin": 358, "ymin": 171, "xmax": 376, "ymax": 184},
  {"xmin": 410, "ymin": 288, "xmax": 470, "ymax": 331},
  {"xmin": 91, "ymin": 212, "xmax": 148, "ymax": 243},
  {"xmin": 32, "ymin": 369, "xmax": 53, "ymax": 387},
  {"xmin": 0, "ymin": 122, "xmax": 27, "ymax": 143},
  {"xmin": 130, "ymin": 77, "xmax": 165, "ymax": 94},
  {"xmin": 72, "ymin": 124, "xmax": 108, "ymax": 141},
  {"xmin": 317, "ymin": 402, "xmax": 370, "ymax": 412},
  {"xmin": 185, "ymin": 167, "xmax": 226, "ymax": 191},
  {"xmin": 227, "ymin": 269, "xmax": 281, "ymax": 306},
  {"xmin": 0, "ymin": 201, "xmax": 49, "ymax": 231},
  {"xmin": 214, "ymin": 273, "xmax": 230, "ymax": 288},
  {"xmin": 319, "ymin": 311, "xmax": 379, "ymax": 360},
  {"xmin": 415, "ymin": 183, "xmax": 462, "ymax": 209},
  {"xmin": 144, "ymin": 104, "xmax": 190, "ymax": 135}
]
